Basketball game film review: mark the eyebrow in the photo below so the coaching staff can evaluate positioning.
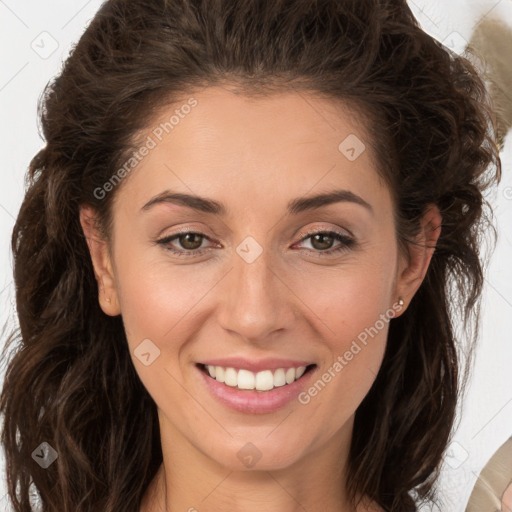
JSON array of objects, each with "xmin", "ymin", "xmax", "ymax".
[{"xmin": 141, "ymin": 188, "xmax": 373, "ymax": 216}]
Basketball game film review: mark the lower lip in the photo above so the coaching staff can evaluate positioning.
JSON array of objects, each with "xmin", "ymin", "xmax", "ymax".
[{"xmin": 197, "ymin": 364, "xmax": 316, "ymax": 414}]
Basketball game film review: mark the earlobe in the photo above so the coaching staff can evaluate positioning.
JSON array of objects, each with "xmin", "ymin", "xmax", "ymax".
[
  {"xmin": 395, "ymin": 204, "xmax": 442, "ymax": 312},
  {"xmin": 79, "ymin": 204, "xmax": 121, "ymax": 316}
]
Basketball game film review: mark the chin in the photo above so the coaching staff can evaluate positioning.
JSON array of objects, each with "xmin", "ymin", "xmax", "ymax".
[{"xmin": 203, "ymin": 436, "xmax": 309, "ymax": 473}]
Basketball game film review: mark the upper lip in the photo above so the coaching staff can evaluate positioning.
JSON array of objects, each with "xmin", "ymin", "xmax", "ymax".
[{"xmin": 198, "ymin": 358, "xmax": 315, "ymax": 373}]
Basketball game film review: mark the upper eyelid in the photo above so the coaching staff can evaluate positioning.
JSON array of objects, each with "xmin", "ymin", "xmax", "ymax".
[{"xmin": 295, "ymin": 226, "xmax": 353, "ymax": 240}]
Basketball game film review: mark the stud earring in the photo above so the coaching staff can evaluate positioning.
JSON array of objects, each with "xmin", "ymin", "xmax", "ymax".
[{"xmin": 398, "ymin": 297, "xmax": 404, "ymax": 307}]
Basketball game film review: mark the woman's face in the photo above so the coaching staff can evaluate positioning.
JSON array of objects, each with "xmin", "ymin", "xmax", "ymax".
[{"xmin": 82, "ymin": 86, "xmax": 437, "ymax": 472}]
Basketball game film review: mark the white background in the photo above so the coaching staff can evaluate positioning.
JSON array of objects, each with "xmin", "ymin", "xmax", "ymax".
[{"xmin": 0, "ymin": 1, "xmax": 511, "ymax": 510}]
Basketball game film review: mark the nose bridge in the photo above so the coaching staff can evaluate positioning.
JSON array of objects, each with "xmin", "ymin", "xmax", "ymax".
[{"xmin": 218, "ymin": 235, "xmax": 294, "ymax": 342}]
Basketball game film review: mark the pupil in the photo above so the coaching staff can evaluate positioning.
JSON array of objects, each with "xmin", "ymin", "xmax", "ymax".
[
  {"xmin": 312, "ymin": 233, "xmax": 333, "ymax": 250},
  {"xmin": 181, "ymin": 233, "xmax": 202, "ymax": 249}
]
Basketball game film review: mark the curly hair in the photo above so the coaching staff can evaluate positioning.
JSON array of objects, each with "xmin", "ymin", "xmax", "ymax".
[{"xmin": 0, "ymin": 0, "xmax": 501, "ymax": 511}]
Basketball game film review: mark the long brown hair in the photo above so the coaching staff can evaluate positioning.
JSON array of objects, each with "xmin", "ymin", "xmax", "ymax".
[{"xmin": 0, "ymin": 0, "xmax": 501, "ymax": 510}]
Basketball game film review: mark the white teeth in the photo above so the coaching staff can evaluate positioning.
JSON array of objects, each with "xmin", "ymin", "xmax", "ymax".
[
  {"xmin": 255, "ymin": 370, "xmax": 274, "ymax": 391},
  {"xmin": 237, "ymin": 369, "xmax": 255, "ymax": 390},
  {"xmin": 224, "ymin": 367, "xmax": 238, "ymax": 387},
  {"xmin": 215, "ymin": 366, "xmax": 225, "ymax": 383},
  {"xmin": 273, "ymin": 368, "xmax": 286, "ymax": 387},
  {"xmin": 204, "ymin": 364, "xmax": 310, "ymax": 391},
  {"xmin": 285, "ymin": 367, "xmax": 296, "ymax": 384},
  {"xmin": 295, "ymin": 366, "xmax": 306, "ymax": 378}
]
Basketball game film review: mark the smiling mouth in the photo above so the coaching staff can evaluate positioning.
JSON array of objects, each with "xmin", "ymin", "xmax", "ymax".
[{"xmin": 198, "ymin": 363, "xmax": 316, "ymax": 392}]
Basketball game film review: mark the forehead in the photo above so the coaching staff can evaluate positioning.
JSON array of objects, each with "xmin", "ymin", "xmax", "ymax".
[{"xmin": 113, "ymin": 85, "xmax": 391, "ymax": 218}]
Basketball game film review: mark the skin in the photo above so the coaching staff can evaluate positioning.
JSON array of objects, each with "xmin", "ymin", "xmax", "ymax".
[
  {"xmin": 80, "ymin": 85, "xmax": 441, "ymax": 512},
  {"xmin": 503, "ymin": 481, "xmax": 512, "ymax": 512}
]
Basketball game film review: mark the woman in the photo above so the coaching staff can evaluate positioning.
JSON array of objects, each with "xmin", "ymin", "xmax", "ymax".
[{"xmin": 0, "ymin": 0, "xmax": 502, "ymax": 511}]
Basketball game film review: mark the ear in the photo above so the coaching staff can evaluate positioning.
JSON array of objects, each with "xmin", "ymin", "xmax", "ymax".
[
  {"xmin": 79, "ymin": 204, "xmax": 121, "ymax": 316},
  {"xmin": 394, "ymin": 204, "xmax": 442, "ymax": 314}
]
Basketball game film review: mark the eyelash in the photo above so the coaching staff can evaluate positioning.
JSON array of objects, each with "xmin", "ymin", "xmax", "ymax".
[{"xmin": 156, "ymin": 228, "xmax": 356, "ymax": 258}]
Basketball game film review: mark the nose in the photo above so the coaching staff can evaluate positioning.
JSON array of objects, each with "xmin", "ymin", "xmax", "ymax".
[{"xmin": 216, "ymin": 242, "xmax": 297, "ymax": 344}]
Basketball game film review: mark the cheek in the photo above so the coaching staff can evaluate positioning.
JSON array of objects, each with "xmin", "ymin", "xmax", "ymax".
[
  {"xmin": 291, "ymin": 251, "xmax": 397, "ymax": 347},
  {"xmin": 115, "ymin": 248, "xmax": 220, "ymax": 344},
  {"xmin": 296, "ymin": 311, "xmax": 389, "ymax": 443},
  {"xmin": 292, "ymin": 253, "xmax": 396, "ymax": 430},
  {"xmin": 114, "ymin": 258, "xmax": 221, "ymax": 406}
]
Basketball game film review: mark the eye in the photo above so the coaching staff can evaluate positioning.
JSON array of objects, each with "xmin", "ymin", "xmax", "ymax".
[
  {"xmin": 294, "ymin": 229, "xmax": 356, "ymax": 256},
  {"xmin": 156, "ymin": 230, "xmax": 215, "ymax": 257},
  {"xmin": 156, "ymin": 228, "xmax": 356, "ymax": 258}
]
